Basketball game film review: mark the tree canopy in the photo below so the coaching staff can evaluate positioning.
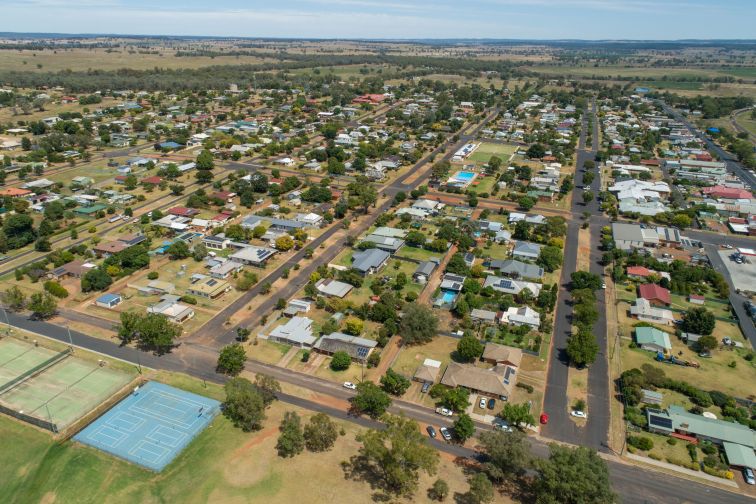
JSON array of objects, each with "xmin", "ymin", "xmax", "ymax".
[
  {"xmin": 534, "ymin": 444, "xmax": 616, "ymax": 504},
  {"xmin": 400, "ymin": 304, "xmax": 438, "ymax": 345}
]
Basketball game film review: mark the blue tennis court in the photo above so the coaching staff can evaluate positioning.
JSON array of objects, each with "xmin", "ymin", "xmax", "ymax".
[{"xmin": 74, "ymin": 381, "xmax": 220, "ymax": 471}]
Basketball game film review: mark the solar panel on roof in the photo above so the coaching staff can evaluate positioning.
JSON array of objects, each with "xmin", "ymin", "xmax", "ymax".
[
  {"xmin": 207, "ymin": 279, "xmax": 218, "ymax": 286},
  {"xmin": 356, "ymin": 347, "xmax": 369, "ymax": 358},
  {"xmin": 649, "ymin": 415, "xmax": 673, "ymax": 430}
]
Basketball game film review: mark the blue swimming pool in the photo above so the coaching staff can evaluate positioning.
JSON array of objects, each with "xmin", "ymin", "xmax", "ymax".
[
  {"xmin": 441, "ymin": 290, "xmax": 458, "ymax": 304},
  {"xmin": 453, "ymin": 171, "xmax": 476, "ymax": 182}
]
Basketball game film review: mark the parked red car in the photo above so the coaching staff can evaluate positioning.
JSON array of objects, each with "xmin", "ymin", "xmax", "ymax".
[{"xmin": 540, "ymin": 413, "xmax": 549, "ymax": 425}]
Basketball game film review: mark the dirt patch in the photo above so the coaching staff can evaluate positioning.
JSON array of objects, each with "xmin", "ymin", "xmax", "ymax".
[
  {"xmin": 225, "ymin": 427, "xmax": 278, "ymax": 486},
  {"xmin": 311, "ymin": 392, "xmax": 350, "ymax": 411},
  {"xmin": 40, "ymin": 492, "xmax": 57, "ymax": 504}
]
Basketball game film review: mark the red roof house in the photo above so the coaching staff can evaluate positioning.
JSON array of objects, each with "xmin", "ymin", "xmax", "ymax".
[
  {"xmin": 141, "ymin": 176, "xmax": 163, "ymax": 185},
  {"xmin": 0, "ymin": 187, "xmax": 33, "ymax": 198},
  {"xmin": 702, "ymin": 186, "xmax": 753, "ymax": 200},
  {"xmin": 352, "ymin": 94, "xmax": 386, "ymax": 105},
  {"xmin": 168, "ymin": 206, "xmax": 199, "ymax": 217},
  {"xmin": 627, "ymin": 266, "xmax": 652, "ymax": 279},
  {"xmin": 638, "ymin": 283, "xmax": 671, "ymax": 306}
]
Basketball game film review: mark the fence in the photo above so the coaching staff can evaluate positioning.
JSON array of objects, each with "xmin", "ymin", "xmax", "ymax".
[{"xmin": 0, "ymin": 401, "xmax": 57, "ymax": 432}]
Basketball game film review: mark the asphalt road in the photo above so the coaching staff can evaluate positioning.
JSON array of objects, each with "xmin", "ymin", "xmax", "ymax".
[
  {"xmin": 542, "ymin": 100, "xmax": 610, "ymax": 450},
  {"xmin": 3, "ymin": 309, "xmax": 753, "ymax": 504},
  {"xmin": 660, "ymin": 103, "xmax": 756, "ymax": 190}
]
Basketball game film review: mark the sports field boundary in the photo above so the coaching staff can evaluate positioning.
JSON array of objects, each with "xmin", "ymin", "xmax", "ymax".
[
  {"xmin": 58, "ymin": 376, "xmax": 146, "ymax": 441},
  {"xmin": 0, "ymin": 347, "xmax": 72, "ymax": 396}
]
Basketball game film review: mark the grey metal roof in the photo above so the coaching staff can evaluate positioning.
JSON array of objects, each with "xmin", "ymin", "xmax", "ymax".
[{"xmin": 352, "ymin": 248, "xmax": 390, "ymax": 273}]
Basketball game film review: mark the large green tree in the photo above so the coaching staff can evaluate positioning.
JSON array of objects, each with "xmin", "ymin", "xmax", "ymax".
[
  {"xmin": 28, "ymin": 292, "xmax": 57, "ymax": 319},
  {"xmin": 354, "ymin": 414, "xmax": 439, "ymax": 497},
  {"xmin": 681, "ymin": 307, "xmax": 716, "ymax": 336},
  {"xmin": 304, "ymin": 412, "xmax": 338, "ymax": 452},
  {"xmin": 567, "ymin": 327, "xmax": 599, "ymax": 368},
  {"xmin": 352, "ymin": 381, "xmax": 392, "ymax": 418},
  {"xmin": 456, "ymin": 335, "xmax": 484, "ymax": 362},
  {"xmin": 217, "ymin": 343, "xmax": 247, "ymax": 376},
  {"xmin": 380, "ymin": 368, "xmax": 411, "ymax": 396},
  {"xmin": 453, "ymin": 413, "xmax": 475, "ymax": 442},
  {"xmin": 479, "ymin": 430, "xmax": 531, "ymax": 481},
  {"xmin": 223, "ymin": 377, "xmax": 267, "ymax": 432},
  {"xmin": 400, "ymin": 304, "xmax": 438, "ymax": 345},
  {"xmin": 276, "ymin": 411, "xmax": 305, "ymax": 458},
  {"xmin": 534, "ymin": 444, "xmax": 616, "ymax": 504},
  {"xmin": 497, "ymin": 403, "xmax": 534, "ymax": 431}
]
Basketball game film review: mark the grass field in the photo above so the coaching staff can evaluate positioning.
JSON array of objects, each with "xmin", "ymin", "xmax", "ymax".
[
  {"xmin": 734, "ymin": 110, "xmax": 756, "ymax": 139},
  {"xmin": 0, "ymin": 371, "xmax": 481, "ymax": 504},
  {"xmin": 468, "ymin": 142, "xmax": 518, "ymax": 164},
  {"xmin": 0, "ymin": 48, "xmax": 275, "ymax": 73},
  {"xmin": 525, "ymin": 64, "xmax": 756, "ymax": 80},
  {"xmin": 392, "ymin": 335, "xmax": 459, "ymax": 378}
]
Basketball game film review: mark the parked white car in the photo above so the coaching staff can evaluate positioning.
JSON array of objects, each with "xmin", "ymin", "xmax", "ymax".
[
  {"xmin": 342, "ymin": 382, "xmax": 357, "ymax": 390},
  {"xmin": 571, "ymin": 410, "xmax": 587, "ymax": 419},
  {"xmin": 435, "ymin": 407, "xmax": 453, "ymax": 417}
]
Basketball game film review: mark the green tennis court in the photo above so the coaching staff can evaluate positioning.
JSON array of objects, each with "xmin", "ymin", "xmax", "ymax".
[
  {"xmin": 0, "ymin": 338, "xmax": 60, "ymax": 383},
  {"xmin": 0, "ymin": 337, "xmax": 134, "ymax": 430}
]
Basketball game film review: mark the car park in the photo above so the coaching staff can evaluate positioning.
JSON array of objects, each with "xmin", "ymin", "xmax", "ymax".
[
  {"xmin": 439, "ymin": 426, "xmax": 452, "ymax": 441},
  {"xmin": 342, "ymin": 382, "xmax": 357, "ymax": 390},
  {"xmin": 479, "ymin": 398, "xmax": 487, "ymax": 409},
  {"xmin": 421, "ymin": 382, "xmax": 430, "ymax": 394},
  {"xmin": 426, "ymin": 425, "xmax": 437, "ymax": 438},
  {"xmin": 487, "ymin": 398, "xmax": 496, "ymax": 410}
]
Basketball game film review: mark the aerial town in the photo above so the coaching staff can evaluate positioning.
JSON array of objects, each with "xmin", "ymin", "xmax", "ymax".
[{"xmin": 0, "ymin": 16, "xmax": 754, "ymax": 504}]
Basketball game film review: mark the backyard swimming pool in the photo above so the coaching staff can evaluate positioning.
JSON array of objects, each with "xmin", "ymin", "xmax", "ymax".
[{"xmin": 441, "ymin": 290, "xmax": 458, "ymax": 304}]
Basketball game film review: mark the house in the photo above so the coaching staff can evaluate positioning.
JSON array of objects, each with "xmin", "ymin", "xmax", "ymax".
[
  {"xmin": 440, "ymin": 273, "xmax": 466, "ymax": 292},
  {"xmin": 295, "ymin": 212, "xmax": 323, "ymax": 227},
  {"xmin": 471, "ymin": 309, "xmax": 497, "ymax": 324},
  {"xmin": 489, "ymin": 259, "xmax": 544, "ymax": 280},
  {"xmin": 314, "ymin": 332, "xmax": 377, "ymax": 361},
  {"xmin": 689, "ymin": 294, "xmax": 705, "ymax": 305},
  {"xmin": 413, "ymin": 358, "xmax": 442, "ymax": 383},
  {"xmin": 440, "ymin": 361, "xmax": 517, "ymax": 399},
  {"xmin": 49, "ymin": 260, "xmax": 94, "ymax": 280},
  {"xmin": 612, "ymin": 223, "xmax": 660, "ymax": 251},
  {"xmin": 635, "ymin": 326, "xmax": 672, "ymax": 353},
  {"xmin": 229, "ymin": 246, "xmax": 277, "ymax": 267},
  {"xmin": 141, "ymin": 176, "xmax": 163, "ymax": 186},
  {"xmin": 147, "ymin": 297, "xmax": 195, "ymax": 323},
  {"xmin": 268, "ymin": 316, "xmax": 317, "ymax": 348},
  {"xmin": 203, "ymin": 234, "xmax": 231, "ymax": 250},
  {"xmin": 413, "ymin": 260, "xmax": 438, "ymax": 283},
  {"xmin": 638, "ymin": 283, "xmax": 671, "ymax": 306},
  {"xmin": 168, "ymin": 206, "xmax": 200, "ymax": 218},
  {"xmin": 501, "ymin": 306, "xmax": 541, "ymax": 329},
  {"xmin": 95, "ymin": 293, "xmax": 122, "ymax": 309},
  {"xmin": 93, "ymin": 241, "xmax": 129, "ymax": 257},
  {"xmin": 646, "ymin": 406, "xmax": 756, "ymax": 469},
  {"xmin": 629, "ymin": 298, "xmax": 674, "ymax": 325},
  {"xmin": 483, "ymin": 275, "xmax": 542, "ymax": 297},
  {"xmin": 481, "ymin": 343, "xmax": 523, "ymax": 367},
  {"xmin": 361, "ymin": 234, "xmax": 405, "ymax": 253},
  {"xmin": 209, "ymin": 260, "xmax": 244, "ymax": 279},
  {"xmin": 315, "ymin": 278, "xmax": 353, "ymax": 298},
  {"xmin": 512, "ymin": 241, "xmax": 542, "ymax": 260},
  {"xmin": 284, "ymin": 299, "xmax": 312, "ymax": 317},
  {"xmin": 0, "ymin": 187, "xmax": 33, "ymax": 198},
  {"xmin": 351, "ymin": 248, "xmax": 390, "ymax": 275},
  {"xmin": 187, "ymin": 278, "xmax": 231, "ymax": 299}
]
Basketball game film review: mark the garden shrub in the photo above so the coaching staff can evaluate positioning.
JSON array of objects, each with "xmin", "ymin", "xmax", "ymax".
[{"xmin": 627, "ymin": 436, "xmax": 654, "ymax": 451}]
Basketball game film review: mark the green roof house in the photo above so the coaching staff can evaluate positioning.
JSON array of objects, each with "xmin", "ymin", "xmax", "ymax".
[{"xmin": 635, "ymin": 326, "xmax": 671, "ymax": 353}]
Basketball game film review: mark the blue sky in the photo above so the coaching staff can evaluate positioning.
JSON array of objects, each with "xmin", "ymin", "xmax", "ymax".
[{"xmin": 2, "ymin": 0, "xmax": 755, "ymax": 39}]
